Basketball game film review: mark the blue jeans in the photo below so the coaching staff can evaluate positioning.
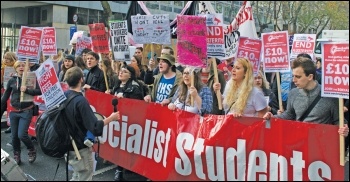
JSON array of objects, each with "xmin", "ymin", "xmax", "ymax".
[{"xmin": 9, "ymin": 109, "xmax": 34, "ymax": 152}]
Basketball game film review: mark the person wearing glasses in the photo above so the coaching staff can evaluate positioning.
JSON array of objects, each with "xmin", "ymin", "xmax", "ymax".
[
  {"xmin": 168, "ymin": 67, "xmax": 213, "ymax": 115},
  {"xmin": 105, "ymin": 64, "xmax": 146, "ymax": 181},
  {"xmin": 213, "ymin": 58, "xmax": 268, "ymax": 117}
]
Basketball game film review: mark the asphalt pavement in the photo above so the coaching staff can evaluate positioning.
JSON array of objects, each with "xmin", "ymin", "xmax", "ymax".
[{"xmin": 1, "ymin": 120, "xmax": 147, "ymax": 181}]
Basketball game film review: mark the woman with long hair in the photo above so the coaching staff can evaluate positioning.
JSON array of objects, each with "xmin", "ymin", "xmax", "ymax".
[
  {"xmin": 213, "ymin": 58, "xmax": 268, "ymax": 117},
  {"xmin": 75, "ymin": 56, "xmax": 89, "ymax": 81},
  {"xmin": 51, "ymin": 49, "xmax": 64, "ymax": 76},
  {"xmin": 130, "ymin": 55, "xmax": 145, "ymax": 81},
  {"xmin": 58, "ymin": 55, "xmax": 75, "ymax": 82},
  {"xmin": 254, "ymin": 70, "xmax": 279, "ymax": 115},
  {"xmin": 168, "ymin": 67, "xmax": 213, "ymax": 115},
  {"xmin": 1, "ymin": 61, "xmax": 42, "ymax": 165}
]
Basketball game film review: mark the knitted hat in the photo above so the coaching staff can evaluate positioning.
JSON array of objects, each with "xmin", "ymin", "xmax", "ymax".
[
  {"xmin": 124, "ymin": 65, "xmax": 136, "ymax": 80},
  {"xmin": 65, "ymin": 55, "xmax": 75, "ymax": 62}
]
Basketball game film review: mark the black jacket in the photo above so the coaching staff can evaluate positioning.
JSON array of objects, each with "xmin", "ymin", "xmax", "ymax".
[
  {"xmin": 64, "ymin": 90, "xmax": 105, "ymax": 150},
  {"xmin": 110, "ymin": 79, "xmax": 144, "ymax": 100},
  {"xmin": 1, "ymin": 75, "xmax": 41, "ymax": 112},
  {"xmin": 85, "ymin": 65, "xmax": 107, "ymax": 92}
]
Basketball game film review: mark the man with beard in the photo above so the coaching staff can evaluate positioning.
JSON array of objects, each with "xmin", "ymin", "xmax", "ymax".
[
  {"xmin": 83, "ymin": 51, "xmax": 107, "ymax": 92},
  {"xmin": 144, "ymin": 54, "xmax": 182, "ymax": 106}
]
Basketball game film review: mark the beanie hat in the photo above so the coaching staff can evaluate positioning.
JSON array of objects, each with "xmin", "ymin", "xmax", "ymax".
[
  {"xmin": 65, "ymin": 55, "xmax": 75, "ymax": 62},
  {"xmin": 157, "ymin": 54, "xmax": 175, "ymax": 66},
  {"xmin": 124, "ymin": 65, "xmax": 136, "ymax": 80}
]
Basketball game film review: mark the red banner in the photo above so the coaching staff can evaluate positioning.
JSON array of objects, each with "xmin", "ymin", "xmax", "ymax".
[
  {"xmin": 261, "ymin": 31, "xmax": 290, "ymax": 72},
  {"xmin": 321, "ymin": 42, "xmax": 349, "ymax": 99},
  {"xmin": 86, "ymin": 90, "xmax": 344, "ymax": 181},
  {"xmin": 237, "ymin": 37, "xmax": 262, "ymax": 75},
  {"xmin": 16, "ymin": 26, "xmax": 43, "ymax": 60},
  {"xmin": 42, "ymin": 27, "xmax": 57, "ymax": 55},
  {"xmin": 88, "ymin": 23, "xmax": 109, "ymax": 54}
]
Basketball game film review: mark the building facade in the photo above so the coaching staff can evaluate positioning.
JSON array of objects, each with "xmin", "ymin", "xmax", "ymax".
[{"xmin": 1, "ymin": 1, "xmax": 244, "ymax": 55}]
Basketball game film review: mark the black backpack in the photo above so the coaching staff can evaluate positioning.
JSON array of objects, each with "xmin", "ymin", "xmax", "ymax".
[{"xmin": 35, "ymin": 92, "xmax": 80, "ymax": 158}]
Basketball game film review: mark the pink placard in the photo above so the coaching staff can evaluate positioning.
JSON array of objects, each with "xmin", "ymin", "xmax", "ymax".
[
  {"xmin": 261, "ymin": 31, "xmax": 290, "ymax": 72},
  {"xmin": 177, "ymin": 15, "xmax": 207, "ymax": 68}
]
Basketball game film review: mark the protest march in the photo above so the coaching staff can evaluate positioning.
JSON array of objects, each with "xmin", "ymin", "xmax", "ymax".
[{"xmin": 1, "ymin": 1, "xmax": 349, "ymax": 181}]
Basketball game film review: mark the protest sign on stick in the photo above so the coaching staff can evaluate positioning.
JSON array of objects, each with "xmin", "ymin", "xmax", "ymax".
[
  {"xmin": 177, "ymin": 15, "xmax": 207, "ymax": 105},
  {"xmin": 110, "ymin": 20, "xmax": 130, "ymax": 62},
  {"xmin": 88, "ymin": 23, "xmax": 109, "ymax": 54},
  {"xmin": 321, "ymin": 41, "xmax": 349, "ymax": 165},
  {"xmin": 35, "ymin": 59, "xmax": 66, "ymax": 109},
  {"xmin": 20, "ymin": 59, "xmax": 30, "ymax": 102},
  {"xmin": 131, "ymin": 14, "xmax": 171, "ymax": 45},
  {"xmin": 262, "ymin": 31, "xmax": 290, "ymax": 110}
]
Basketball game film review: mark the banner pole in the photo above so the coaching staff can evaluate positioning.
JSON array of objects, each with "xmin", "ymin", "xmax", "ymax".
[
  {"xmin": 100, "ymin": 53, "xmax": 110, "ymax": 91},
  {"xmin": 20, "ymin": 58, "xmax": 29, "ymax": 102},
  {"xmin": 211, "ymin": 57, "xmax": 222, "ymax": 110},
  {"xmin": 339, "ymin": 98, "xmax": 345, "ymax": 166}
]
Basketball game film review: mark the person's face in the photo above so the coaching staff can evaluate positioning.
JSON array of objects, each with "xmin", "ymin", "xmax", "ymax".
[
  {"xmin": 159, "ymin": 59, "xmax": 171, "ymax": 74},
  {"xmin": 316, "ymin": 61, "xmax": 321, "ymax": 69},
  {"xmin": 15, "ymin": 62, "xmax": 26, "ymax": 75},
  {"xmin": 72, "ymin": 43, "xmax": 76, "ymax": 50},
  {"xmin": 64, "ymin": 59, "xmax": 74, "ymax": 69},
  {"xmin": 182, "ymin": 68, "xmax": 192, "ymax": 86},
  {"xmin": 135, "ymin": 49, "xmax": 142, "ymax": 56},
  {"xmin": 82, "ymin": 53, "xmax": 88, "ymax": 62},
  {"xmin": 131, "ymin": 57, "xmax": 137, "ymax": 65},
  {"xmin": 118, "ymin": 68, "xmax": 131, "ymax": 82},
  {"xmin": 3, "ymin": 55, "xmax": 12, "ymax": 64},
  {"xmin": 231, "ymin": 61, "xmax": 245, "ymax": 81},
  {"xmin": 254, "ymin": 73, "xmax": 263, "ymax": 88},
  {"xmin": 86, "ymin": 54, "xmax": 98, "ymax": 68},
  {"xmin": 292, "ymin": 67, "xmax": 313, "ymax": 89}
]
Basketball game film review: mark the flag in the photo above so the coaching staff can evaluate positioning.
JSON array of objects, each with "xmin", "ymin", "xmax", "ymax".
[
  {"xmin": 125, "ymin": 1, "xmax": 152, "ymax": 46},
  {"xmin": 170, "ymin": 1, "xmax": 198, "ymax": 39},
  {"xmin": 228, "ymin": 1, "xmax": 258, "ymax": 39}
]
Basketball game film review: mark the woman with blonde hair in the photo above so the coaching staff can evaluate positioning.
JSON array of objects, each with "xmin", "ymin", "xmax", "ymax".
[
  {"xmin": 1, "ymin": 61, "xmax": 42, "ymax": 165},
  {"xmin": 1, "ymin": 52, "xmax": 16, "ymax": 87},
  {"xmin": 213, "ymin": 58, "xmax": 268, "ymax": 117},
  {"xmin": 51, "ymin": 49, "xmax": 64, "ymax": 76}
]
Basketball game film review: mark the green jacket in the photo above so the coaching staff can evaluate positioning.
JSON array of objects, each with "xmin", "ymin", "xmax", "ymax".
[
  {"xmin": 150, "ymin": 70, "xmax": 182, "ymax": 102},
  {"xmin": 201, "ymin": 69, "xmax": 226, "ymax": 115}
]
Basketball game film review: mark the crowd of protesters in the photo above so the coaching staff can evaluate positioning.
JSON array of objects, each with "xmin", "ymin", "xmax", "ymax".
[{"xmin": 1, "ymin": 41, "xmax": 349, "ymax": 180}]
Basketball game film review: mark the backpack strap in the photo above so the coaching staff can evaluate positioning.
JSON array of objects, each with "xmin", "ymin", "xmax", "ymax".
[{"xmin": 298, "ymin": 92, "xmax": 321, "ymax": 121}]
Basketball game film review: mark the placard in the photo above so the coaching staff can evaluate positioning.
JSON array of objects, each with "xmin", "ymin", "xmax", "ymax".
[
  {"xmin": 261, "ymin": 31, "xmax": 290, "ymax": 72},
  {"xmin": 131, "ymin": 14, "xmax": 171, "ymax": 45},
  {"xmin": 177, "ymin": 15, "xmax": 207, "ymax": 68},
  {"xmin": 110, "ymin": 20, "xmax": 130, "ymax": 61},
  {"xmin": 42, "ymin": 27, "xmax": 57, "ymax": 56},
  {"xmin": 321, "ymin": 42, "xmax": 349, "ymax": 99}
]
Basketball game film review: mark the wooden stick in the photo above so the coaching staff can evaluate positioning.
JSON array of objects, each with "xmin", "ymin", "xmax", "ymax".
[
  {"xmin": 70, "ymin": 136, "xmax": 82, "ymax": 160},
  {"xmin": 339, "ymin": 98, "xmax": 345, "ymax": 166},
  {"xmin": 211, "ymin": 57, "xmax": 222, "ymax": 110},
  {"xmin": 190, "ymin": 69, "xmax": 194, "ymax": 106},
  {"xmin": 100, "ymin": 53, "xmax": 109, "ymax": 91},
  {"xmin": 20, "ymin": 59, "xmax": 29, "ymax": 102},
  {"xmin": 276, "ymin": 72, "xmax": 283, "ymax": 111},
  {"xmin": 151, "ymin": 43, "xmax": 154, "ymax": 60}
]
